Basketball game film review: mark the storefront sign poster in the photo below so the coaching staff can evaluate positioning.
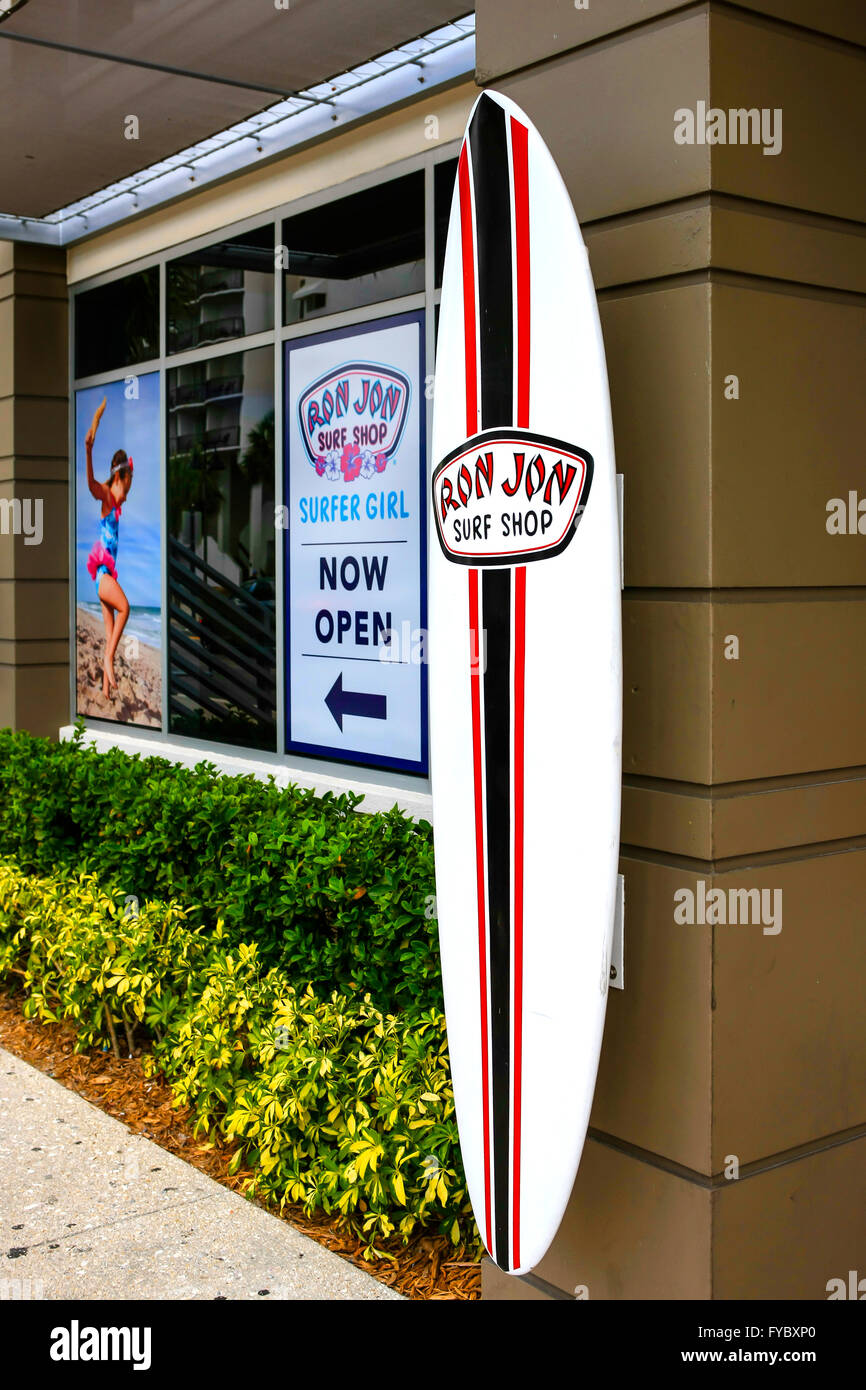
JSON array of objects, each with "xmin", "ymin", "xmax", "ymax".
[{"xmin": 284, "ymin": 312, "xmax": 427, "ymax": 773}]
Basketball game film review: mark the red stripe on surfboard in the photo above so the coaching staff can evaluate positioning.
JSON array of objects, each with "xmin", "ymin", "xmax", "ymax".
[
  {"xmin": 468, "ymin": 569, "xmax": 492, "ymax": 1252},
  {"xmin": 511, "ymin": 117, "xmax": 530, "ymax": 431},
  {"xmin": 511, "ymin": 114, "xmax": 530, "ymax": 1272},
  {"xmin": 460, "ymin": 142, "xmax": 492, "ymax": 1252},
  {"xmin": 458, "ymin": 146, "xmax": 478, "ymax": 438},
  {"xmin": 512, "ymin": 565, "xmax": 526, "ymax": 1271}
]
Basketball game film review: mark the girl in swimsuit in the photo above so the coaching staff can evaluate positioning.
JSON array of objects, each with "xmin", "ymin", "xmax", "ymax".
[{"xmin": 84, "ymin": 398, "xmax": 134, "ymax": 699}]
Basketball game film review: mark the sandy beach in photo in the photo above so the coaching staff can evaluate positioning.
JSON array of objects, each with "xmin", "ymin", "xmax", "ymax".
[{"xmin": 76, "ymin": 607, "xmax": 162, "ymax": 727}]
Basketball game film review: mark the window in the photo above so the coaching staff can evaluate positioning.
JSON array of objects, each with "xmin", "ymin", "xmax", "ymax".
[
  {"xmin": 166, "ymin": 346, "xmax": 276, "ymax": 751},
  {"xmin": 74, "ymin": 267, "xmax": 159, "ymax": 378},
  {"xmin": 434, "ymin": 157, "xmax": 458, "ymax": 289},
  {"xmin": 281, "ymin": 171, "xmax": 424, "ymax": 326},
  {"xmin": 167, "ymin": 224, "xmax": 275, "ymax": 355},
  {"xmin": 72, "ymin": 144, "xmax": 456, "ymax": 770}
]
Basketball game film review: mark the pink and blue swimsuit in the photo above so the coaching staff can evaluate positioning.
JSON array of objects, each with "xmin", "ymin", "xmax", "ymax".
[{"xmin": 86, "ymin": 505, "xmax": 121, "ymax": 594}]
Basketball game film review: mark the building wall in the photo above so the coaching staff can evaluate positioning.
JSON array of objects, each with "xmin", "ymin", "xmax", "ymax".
[
  {"xmin": 477, "ymin": 0, "xmax": 866, "ymax": 1300},
  {"xmin": 0, "ymin": 242, "xmax": 69, "ymax": 737}
]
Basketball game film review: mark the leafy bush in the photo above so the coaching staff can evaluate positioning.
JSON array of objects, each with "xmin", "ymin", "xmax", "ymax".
[
  {"xmin": 0, "ymin": 863, "xmax": 202, "ymax": 1051},
  {"xmin": 0, "ymin": 863, "xmax": 476, "ymax": 1258},
  {"xmin": 0, "ymin": 725, "xmax": 439, "ymax": 1012}
]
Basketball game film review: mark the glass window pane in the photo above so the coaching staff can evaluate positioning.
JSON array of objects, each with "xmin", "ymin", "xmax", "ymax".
[
  {"xmin": 167, "ymin": 345, "xmax": 276, "ymax": 750},
  {"xmin": 167, "ymin": 224, "xmax": 275, "ymax": 355},
  {"xmin": 282, "ymin": 171, "xmax": 424, "ymax": 326},
  {"xmin": 74, "ymin": 267, "xmax": 159, "ymax": 379},
  {"xmin": 434, "ymin": 157, "xmax": 458, "ymax": 289}
]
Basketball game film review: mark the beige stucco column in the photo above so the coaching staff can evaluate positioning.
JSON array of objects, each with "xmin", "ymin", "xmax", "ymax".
[
  {"xmin": 477, "ymin": 0, "xmax": 866, "ymax": 1300},
  {"xmin": 0, "ymin": 242, "xmax": 70, "ymax": 737}
]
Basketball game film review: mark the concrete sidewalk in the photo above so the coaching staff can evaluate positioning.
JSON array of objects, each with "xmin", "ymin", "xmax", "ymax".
[{"xmin": 0, "ymin": 1048, "xmax": 401, "ymax": 1301}]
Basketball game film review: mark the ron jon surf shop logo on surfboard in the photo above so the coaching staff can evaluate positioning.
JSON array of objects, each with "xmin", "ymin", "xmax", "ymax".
[
  {"xmin": 298, "ymin": 362, "xmax": 411, "ymax": 485},
  {"xmin": 432, "ymin": 427, "xmax": 593, "ymax": 566}
]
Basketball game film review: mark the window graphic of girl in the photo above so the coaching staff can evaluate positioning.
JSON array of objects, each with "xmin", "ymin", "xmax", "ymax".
[{"xmin": 84, "ymin": 397, "xmax": 134, "ymax": 699}]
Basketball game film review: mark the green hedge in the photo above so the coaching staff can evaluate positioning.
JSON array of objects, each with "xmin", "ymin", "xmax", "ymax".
[
  {"xmin": 0, "ymin": 726, "xmax": 439, "ymax": 1013},
  {"xmin": 0, "ymin": 863, "xmax": 475, "ymax": 1257}
]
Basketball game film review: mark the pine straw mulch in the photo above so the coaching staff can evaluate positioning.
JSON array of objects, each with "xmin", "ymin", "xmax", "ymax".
[{"xmin": 0, "ymin": 989, "xmax": 480, "ymax": 1301}]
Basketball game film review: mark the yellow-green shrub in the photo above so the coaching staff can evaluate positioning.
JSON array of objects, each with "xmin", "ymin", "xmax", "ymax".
[
  {"xmin": 0, "ymin": 862, "xmax": 204, "ymax": 1048},
  {"xmin": 0, "ymin": 862, "xmax": 478, "ymax": 1259}
]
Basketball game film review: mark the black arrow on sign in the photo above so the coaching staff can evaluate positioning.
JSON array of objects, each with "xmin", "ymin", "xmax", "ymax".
[{"xmin": 324, "ymin": 672, "xmax": 387, "ymax": 732}]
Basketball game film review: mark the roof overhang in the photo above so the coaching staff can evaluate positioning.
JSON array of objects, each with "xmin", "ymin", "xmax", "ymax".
[{"xmin": 0, "ymin": 2, "xmax": 474, "ymax": 245}]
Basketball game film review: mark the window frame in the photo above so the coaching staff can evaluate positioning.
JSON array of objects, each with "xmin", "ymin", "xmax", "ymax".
[{"xmin": 68, "ymin": 141, "xmax": 459, "ymax": 794}]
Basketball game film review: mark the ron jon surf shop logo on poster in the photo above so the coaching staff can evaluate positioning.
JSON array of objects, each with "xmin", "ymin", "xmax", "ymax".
[{"xmin": 298, "ymin": 362, "xmax": 411, "ymax": 484}]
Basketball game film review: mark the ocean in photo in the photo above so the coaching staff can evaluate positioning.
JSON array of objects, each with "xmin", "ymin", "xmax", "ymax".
[{"xmin": 78, "ymin": 602, "xmax": 162, "ymax": 651}]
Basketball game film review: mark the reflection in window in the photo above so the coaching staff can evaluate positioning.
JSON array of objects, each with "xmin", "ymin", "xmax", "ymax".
[
  {"xmin": 167, "ymin": 346, "xmax": 276, "ymax": 750},
  {"xmin": 75, "ymin": 267, "xmax": 159, "ymax": 379},
  {"xmin": 434, "ymin": 158, "xmax": 458, "ymax": 289},
  {"xmin": 282, "ymin": 171, "xmax": 424, "ymax": 326},
  {"xmin": 167, "ymin": 224, "xmax": 274, "ymax": 355}
]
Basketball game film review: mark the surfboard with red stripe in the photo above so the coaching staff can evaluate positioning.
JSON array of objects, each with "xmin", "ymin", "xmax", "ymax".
[{"xmin": 429, "ymin": 90, "xmax": 622, "ymax": 1276}]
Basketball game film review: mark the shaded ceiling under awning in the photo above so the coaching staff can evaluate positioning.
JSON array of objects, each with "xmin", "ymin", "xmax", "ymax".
[{"xmin": 0, "ymin": 0, "xmax": 468, "ymax": 218}]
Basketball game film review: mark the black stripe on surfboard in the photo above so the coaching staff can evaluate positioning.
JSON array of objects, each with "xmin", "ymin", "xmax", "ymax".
[
  {"xmin": 469, "ymin": 94, "xmax": 514, "ymax": 429},
  {"xmin": 469, "ymin": 92, "xmax": 515, "ymax": 1270},
  {"xmin": 480, "ymin": 569, "xmax": 512, "ymax": 1269}
]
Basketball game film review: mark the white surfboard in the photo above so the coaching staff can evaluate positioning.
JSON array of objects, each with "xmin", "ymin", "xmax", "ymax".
[{"xmin": 429, "ymin": 90, "xmax": 622, "ymax": 1275}]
